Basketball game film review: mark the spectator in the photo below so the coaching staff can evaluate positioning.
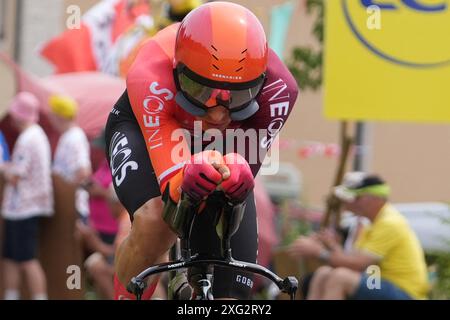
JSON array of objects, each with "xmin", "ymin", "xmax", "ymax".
[
  {"xmin": 166, "ymin": 0, "xmax": 203, "ymax": 22},
  {"xmin": 49, "ymin": 95, "xmax": 92, "ymax": 223},
  {"xmin": 86, "ymin": 158, "xmax": 120, "ymax": 248},
  {"xmin": 288, "ymin": 172, "xmax": 430, "ymax": 300},
  {"xmin": 0, "ymin": 92, "xmax": 53, "ymax": 300},
  {"xmin": 0, "ymin": 130, "xmax": 10, "ymax": 164},
  {"xmin": 76, "ymin": 132, "xmax": 120, "ymax": 299},
  {"xmin": 78, "ymin": 159, "xmax": 166, "ymax": 300},
  {"xmin": 76, "ymin": 166, "xmax": 120, "ymax": 299},
  {"xmin": 76, "ymin": 218, "xmax": 116, "ymax": 299},
  {"xmin": 88, "ymin": 131, "xmax": 120, "ymax": 241}
]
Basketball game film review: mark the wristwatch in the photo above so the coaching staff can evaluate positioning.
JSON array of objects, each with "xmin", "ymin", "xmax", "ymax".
[{"xmin": 318, "ymin": 249, "xmax": 331, "ymax": 262}]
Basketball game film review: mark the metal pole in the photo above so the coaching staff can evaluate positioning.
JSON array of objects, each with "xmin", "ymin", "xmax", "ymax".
[
  {"xmin": 13, "ymin": 0, "xmax": 23, "ymax": 63},
  {"xmin": 353, "ymin": 122, "xmax": 372, "ymax": 172}
]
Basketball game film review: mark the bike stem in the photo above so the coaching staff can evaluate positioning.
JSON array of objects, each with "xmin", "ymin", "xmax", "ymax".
[
  {"xmin": 207, "ymin": 191, "xmax": 247, "ymax": 260},
  {"xmin": 173, "ymin": 191, "xmax": 245, "ymax": 261}
]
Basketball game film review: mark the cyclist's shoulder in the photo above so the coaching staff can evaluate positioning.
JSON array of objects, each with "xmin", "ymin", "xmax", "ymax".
[
  {"xmin": 265, "ymin": 48, "xmax": 298, "ymax": 91},
  {"xmin": 126, "ymin": 25, "xmax": 179, "ymax": 110},
  {"xmin": 127, "ymin": 24, "xmax": 179, "ymax": 83},
  {"xmin": 253, "ymin": 48, "xmax": 299, "ymax": 112}
]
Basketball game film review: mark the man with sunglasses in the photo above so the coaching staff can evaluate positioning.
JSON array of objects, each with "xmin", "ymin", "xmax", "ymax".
[{"xmin": 105, "ymin": 1, "xmax": 299, "ymax": 299}]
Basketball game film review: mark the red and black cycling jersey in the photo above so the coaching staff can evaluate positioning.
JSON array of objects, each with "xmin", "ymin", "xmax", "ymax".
[{"xmin": 124, "ymin": 23, "xmax": 299, "ymax": 193}]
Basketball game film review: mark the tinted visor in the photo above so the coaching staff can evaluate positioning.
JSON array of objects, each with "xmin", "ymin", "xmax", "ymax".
[
  {"xmin": 174, "ymin": 65, "xmax": 265, "ymax": 120},
  {"xmin": 178, "ymin": 72, "xmax": 264, "ymax": 110}
]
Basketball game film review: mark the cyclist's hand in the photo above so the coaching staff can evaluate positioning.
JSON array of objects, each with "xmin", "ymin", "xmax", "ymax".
[
  {"xmin": 220, "ymin": 153, "xmax": 254, "ymax": 203},
  {"xmin": 181, "ymin": 150, "xmax": 228, "ymax": 201}
]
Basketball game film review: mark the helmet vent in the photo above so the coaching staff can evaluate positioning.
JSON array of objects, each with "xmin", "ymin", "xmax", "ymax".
[
  {"xmin": 235, "ymin": 50, "xmax": 247, "ymax": 72},
  {"xmin": 211, "ymin": 46, "xmax": 220, "ymax": 70}
]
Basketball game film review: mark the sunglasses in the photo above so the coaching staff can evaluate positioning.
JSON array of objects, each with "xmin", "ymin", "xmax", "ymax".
[{"xmin": 174, "ymin": 64, "xmax": 266, "ymax": 121}]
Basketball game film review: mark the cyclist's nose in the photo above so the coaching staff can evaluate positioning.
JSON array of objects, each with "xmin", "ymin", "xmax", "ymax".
[{"xmin": 207, "ymin": 106, "xmax": 229, "ymax": 123}]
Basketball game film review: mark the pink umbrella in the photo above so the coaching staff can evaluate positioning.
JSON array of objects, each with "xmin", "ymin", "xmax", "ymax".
[
  {"xmin": 0, "ymin": 53, "xmax": 125, "ymax": 137},
  {"xmin": 0, "ymin": 53, "xmax": 125, "ymax": 155}
]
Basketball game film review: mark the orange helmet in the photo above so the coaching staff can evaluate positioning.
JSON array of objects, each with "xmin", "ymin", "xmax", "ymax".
[{"xmin": 174, "ymin": 1, "xmax": 268, "ymax": 121}]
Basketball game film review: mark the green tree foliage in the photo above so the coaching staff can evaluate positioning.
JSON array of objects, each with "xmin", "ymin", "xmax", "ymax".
[{"xmin": 288, "ymin": 0, "xmax": 324, "ymax": 91}]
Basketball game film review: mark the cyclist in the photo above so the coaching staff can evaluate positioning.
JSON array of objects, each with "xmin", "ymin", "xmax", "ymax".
[{"xmin": 106, "ymin": 1, "xmax": 299, "ymax": 300}]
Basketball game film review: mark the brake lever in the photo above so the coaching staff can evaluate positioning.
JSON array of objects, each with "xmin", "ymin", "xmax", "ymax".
[
  {"xmin": 282, "ymin": 277, "xmax": 299, "ymax": 301},
  {"xmin": 127, "ymin": 277, "xmax": 147, "ymax": 300}
]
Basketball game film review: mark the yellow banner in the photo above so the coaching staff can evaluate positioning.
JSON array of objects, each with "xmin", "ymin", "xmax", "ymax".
[{"xmin": 324, "ymin": 0, "xmax": 450, "ymax": 123}]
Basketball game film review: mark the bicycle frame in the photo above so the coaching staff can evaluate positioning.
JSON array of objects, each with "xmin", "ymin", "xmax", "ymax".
[{"xmin": 127, "ymin": 191, "xmax": 299, "ymax": 300}]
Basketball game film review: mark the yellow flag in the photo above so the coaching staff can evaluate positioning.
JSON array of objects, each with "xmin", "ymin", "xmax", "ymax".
[{"xmin": 324, "ymin": 0, "xmax": 450, "ymax": 123}]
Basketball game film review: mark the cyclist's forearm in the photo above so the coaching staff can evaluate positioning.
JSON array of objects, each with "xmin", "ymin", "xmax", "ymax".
[{"xmin": 115, "ymin": 198, "xmax": 177, "ymax": 285}]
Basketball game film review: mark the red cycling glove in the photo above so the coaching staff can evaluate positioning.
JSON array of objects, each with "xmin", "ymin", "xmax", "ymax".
[
  {"xmin": 178, "ymin": 150, "xmax": 225, "ymax": 202},
  {"xmin": 220, "ymin": 153, "xmax": 254, "ymax": 203}
]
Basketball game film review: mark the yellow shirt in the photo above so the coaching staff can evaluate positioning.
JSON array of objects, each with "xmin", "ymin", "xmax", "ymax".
[{"xmin": 355, "ymin": 204, "xmax": 430, "ymax": 299}]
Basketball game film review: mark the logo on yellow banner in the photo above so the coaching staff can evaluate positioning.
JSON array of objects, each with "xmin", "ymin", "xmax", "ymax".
[
  {"xmin": 342, "ymin": 0, "xmax": 450, "ymax": 67},
  {"xmin": 324, "ymin": 0, "xmax": 450, "ymax": 122}
]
